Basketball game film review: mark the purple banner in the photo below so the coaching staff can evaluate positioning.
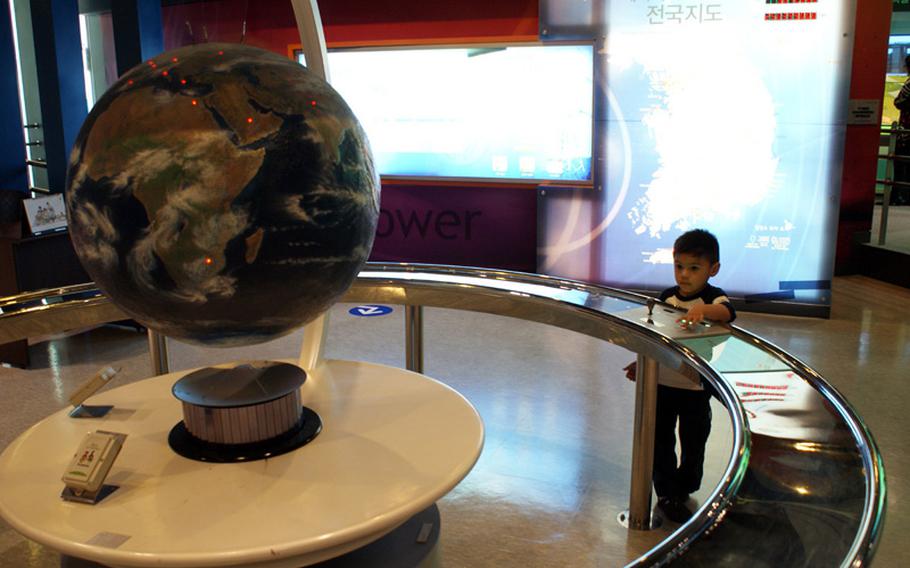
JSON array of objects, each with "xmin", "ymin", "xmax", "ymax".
[{"xmin": 370, "ymin": 184, "xmax": 536, "ymax": 272}]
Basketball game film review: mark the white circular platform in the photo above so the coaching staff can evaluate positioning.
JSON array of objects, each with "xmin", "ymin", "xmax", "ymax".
[{"xmin": 0, "ymin": 359, "xmax": 484, "ymax": 568}]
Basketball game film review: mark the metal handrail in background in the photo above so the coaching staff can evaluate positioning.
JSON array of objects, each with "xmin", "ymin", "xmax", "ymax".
[
  {"xmin": 878, "ymin": 123, "xmax": 898, "ymax": 245},
  {"xmin": 875, "ymin": 122, "xmax": 910, "ymax": 246},
  {"xmin": 0, "ymin": 263, "xmax": 885, "ymax": 567}
]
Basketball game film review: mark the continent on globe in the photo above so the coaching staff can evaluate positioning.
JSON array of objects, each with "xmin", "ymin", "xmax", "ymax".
[{"xmin": 66, "ymin": 43, "xmax": 380, "ymax": 346}]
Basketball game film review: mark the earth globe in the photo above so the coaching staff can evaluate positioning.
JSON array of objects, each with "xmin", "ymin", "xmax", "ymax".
[{"xmin": 65, "ymin": 42, "xmax": 380, "ymax": 348}]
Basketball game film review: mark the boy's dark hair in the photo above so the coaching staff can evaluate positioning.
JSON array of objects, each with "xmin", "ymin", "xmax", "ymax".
[{"xmin": 674, "ymin": 229, "xmax": 719, "ymax": 264}]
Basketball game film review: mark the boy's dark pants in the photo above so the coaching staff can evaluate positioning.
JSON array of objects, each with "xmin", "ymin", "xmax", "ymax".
[{"xmin": 653, "ymin": 384, "xmax": 713, "ymax": 500}]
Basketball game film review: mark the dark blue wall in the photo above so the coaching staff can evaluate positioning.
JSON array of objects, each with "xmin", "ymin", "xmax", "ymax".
[
  {"xmin": 30, "ymin": 0, "xmax": 88, "ymax": 193},
  {"xmin": 112, "ymin": 0, "xmax": 163, "ymax": 76},
  {"xmin": 0, "ymin": 4, "xmax": 27, "ymax": 192}
]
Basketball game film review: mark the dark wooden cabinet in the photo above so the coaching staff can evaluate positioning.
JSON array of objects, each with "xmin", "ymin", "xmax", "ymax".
[{"xmin": 0, "ymin": 231, "xmax": 90, "ymax": 367}]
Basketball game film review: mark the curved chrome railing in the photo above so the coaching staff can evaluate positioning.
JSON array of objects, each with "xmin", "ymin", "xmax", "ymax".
[
  {"xmin": 0, "ymin": 263, "xmax": 885, "ymax": 567},
  {"xmin": 349, "ymin": 265, "xmax": 751, "ymax": 565},
  {"xmin": 724, "ymin": 327, "xmax": 887, "ymax": 568}
]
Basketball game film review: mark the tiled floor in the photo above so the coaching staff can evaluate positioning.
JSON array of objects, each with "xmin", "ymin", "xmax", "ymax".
[{"xmin": 1, "ymin": 275, "xmax": 908, "ymax": 567}]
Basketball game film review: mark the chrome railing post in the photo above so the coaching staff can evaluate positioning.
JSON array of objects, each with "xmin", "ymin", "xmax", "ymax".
[
  {"xmin": 147, "ymin": 329, "xmax": 169, "ymax": 376},
  {"xmin": 880, "ymin": 122, "xmax": 896, "ymax": 245},
  {"xmin": 405, "ymin": 305, "xmax": 424, "ymax": 373},
  {"xmin": 628, "ymin": 354, "xmax": 660, "ymax": 530}
]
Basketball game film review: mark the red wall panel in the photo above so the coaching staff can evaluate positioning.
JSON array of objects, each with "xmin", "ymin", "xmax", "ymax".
[
  {"xmin": 162, "ymin": 0, "xmax": 538, "ymax": 53},
  {"xmin": 837, "ymin": 4, "xmax": 892, "ymax": 273}
]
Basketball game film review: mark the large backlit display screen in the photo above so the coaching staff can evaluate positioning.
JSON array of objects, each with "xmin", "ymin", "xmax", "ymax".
[
  {"xmin": 539, "ymin": 1, "xmax": 854, "ymax": 312},
  {"xmin": 321, "ymin": 45, "xmax": 594, "ymax": 182}
]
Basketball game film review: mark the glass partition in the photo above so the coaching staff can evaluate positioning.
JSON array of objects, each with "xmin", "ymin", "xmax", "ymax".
[
  {"xmin": 679, "ymin": 335, "xmax": 792, "ymax": 374},
  {"xmin": 680, "ymin": 333, "xmax": 855, "ymax": 441}
]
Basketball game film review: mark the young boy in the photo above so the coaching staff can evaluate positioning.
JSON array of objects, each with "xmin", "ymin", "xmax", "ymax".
[{"xmin": 623, "ymin": 228, "xmax": 735, "ymax": 523}]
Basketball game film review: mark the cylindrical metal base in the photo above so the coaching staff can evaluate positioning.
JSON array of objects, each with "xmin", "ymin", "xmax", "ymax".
[
  {"xmin": 179, "ymin": 391, "xmax": 303, "ymax": 445},
  {"xmin": 169, "ymin": 361, "xmax": 319, "ymax": 462},
  {"xmin": 172, "ymin": 361, "xmax": 307, "ymax": 445},
  {"xmin": 168, "ymin": 406, "xmax": 322, "ymax": 463},
  {"xmin": 617, "ymin": 509, "xmax": 662, "ymax": 530}
]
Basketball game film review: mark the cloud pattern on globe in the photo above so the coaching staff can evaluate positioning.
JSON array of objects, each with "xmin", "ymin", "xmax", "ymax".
[{"xmin": 65, "ymin": 43, "xmax": 379, "ymax": 346}]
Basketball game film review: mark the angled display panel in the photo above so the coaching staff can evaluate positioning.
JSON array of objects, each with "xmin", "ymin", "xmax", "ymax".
[
  {"xmin": 305, "ymin": 44, "xmax": 595, "ymax": 183},
  {"xmin": 539, "ymin": 1, "xmax": 855, "ymax": 315}
]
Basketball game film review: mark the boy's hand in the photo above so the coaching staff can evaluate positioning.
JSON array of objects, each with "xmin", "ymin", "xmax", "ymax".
[
  {"xmin": 677, "ymin": 303, "xmax": 732, "ymax": 327},
  {"xmin": 678, "ymin": 304, "xmax": 708, "ymax": 327},
  {"xmin": 623, "ymin": 362, "xmax": 637, "ymax": 381}
]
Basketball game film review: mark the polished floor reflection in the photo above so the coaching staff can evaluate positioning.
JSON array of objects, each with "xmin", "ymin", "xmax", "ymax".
[{"xmin": 0, "ymin": 275, "xmax": 907, "ymax": 567}]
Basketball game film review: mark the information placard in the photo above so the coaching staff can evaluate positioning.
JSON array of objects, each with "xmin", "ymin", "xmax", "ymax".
[{"xmin": 23, "ymin": 193, "xmax": 67, "ymax": 235}]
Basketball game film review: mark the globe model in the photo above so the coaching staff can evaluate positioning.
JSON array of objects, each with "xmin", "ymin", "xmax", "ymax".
[{"xmin": 65, "ymin": 43, "xmax": 379, "ymax": 346}]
